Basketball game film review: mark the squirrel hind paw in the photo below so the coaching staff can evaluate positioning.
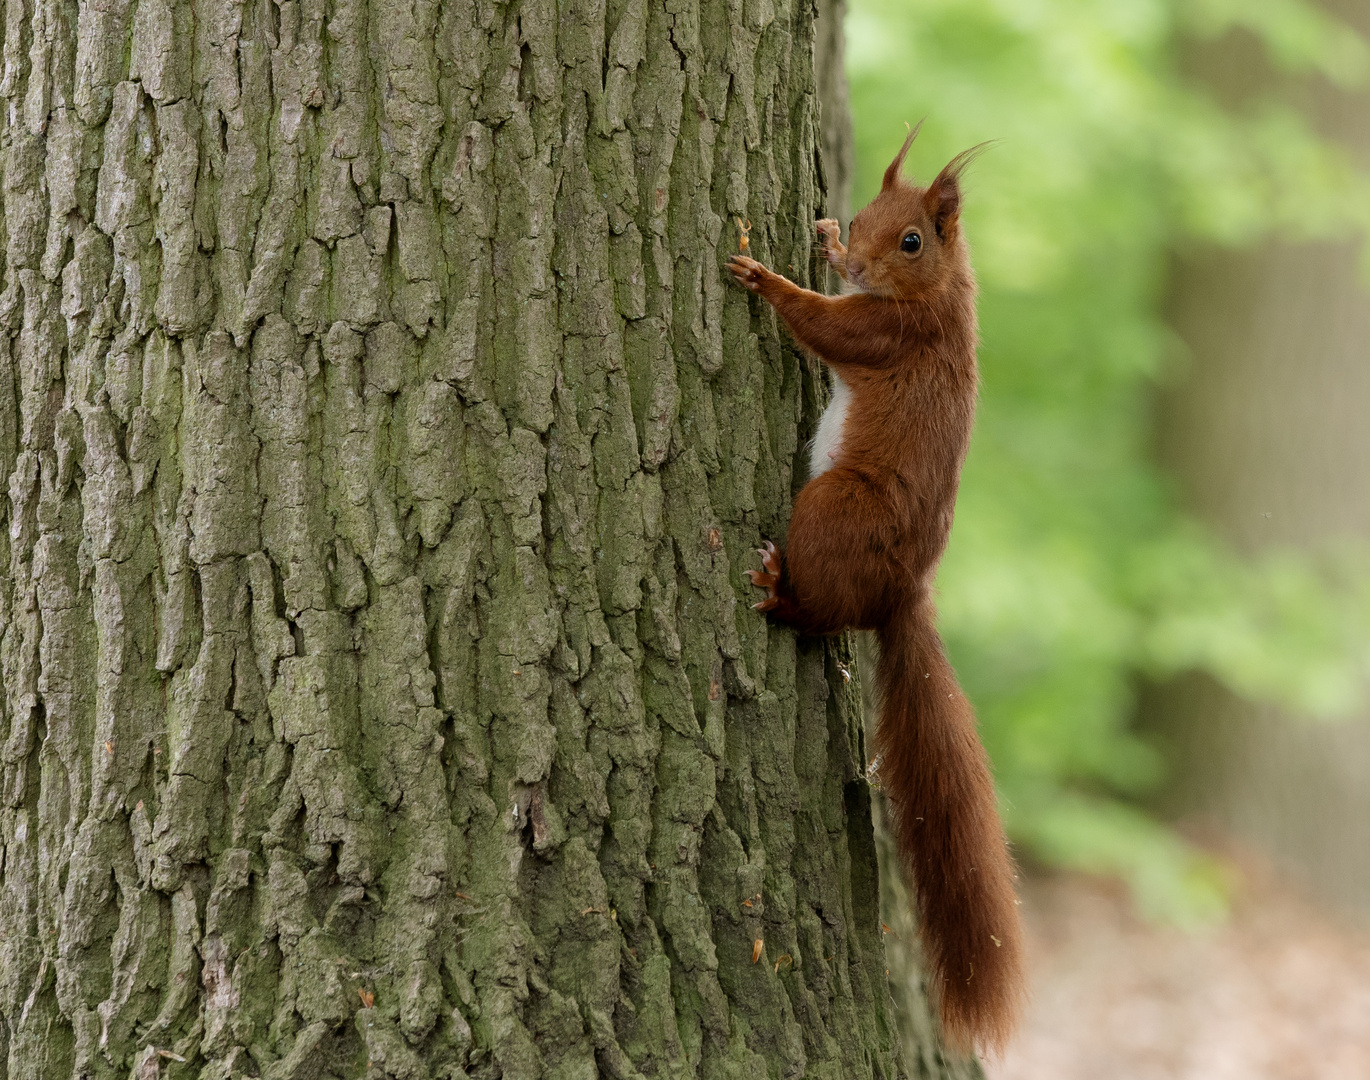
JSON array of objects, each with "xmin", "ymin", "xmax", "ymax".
[
  {"xmin": 748, "ymin": 541, "xmax": 783, "ymax": 605},
  {"xmin": 746, "ymin": 567, "xmax": 778, "ymax": 589}
]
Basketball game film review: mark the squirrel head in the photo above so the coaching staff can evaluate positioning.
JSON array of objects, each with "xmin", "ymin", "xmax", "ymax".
[{"xmin": 841, "ymin": 124, "xmax": 986, "ymax": 300}]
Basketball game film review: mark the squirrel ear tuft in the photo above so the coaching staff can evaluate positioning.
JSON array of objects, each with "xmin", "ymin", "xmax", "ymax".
[
  {"xmin": 924, "ymin": 142, "xmax": 992, "ymax": 241},
  {"xmin": 881, "ymin": 120, "xmax": 925, "ymax": 192}
]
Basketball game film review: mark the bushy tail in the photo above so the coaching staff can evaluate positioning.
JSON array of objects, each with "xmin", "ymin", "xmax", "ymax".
[{"xmin": 875, "ymin": 596, "xmax": 1025, "ymax": 1054}]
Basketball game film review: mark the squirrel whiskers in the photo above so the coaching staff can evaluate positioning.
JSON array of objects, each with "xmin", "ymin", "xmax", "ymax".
[{"xmin": 728, "ymin": 125, "xmax": 1024, "ymax": 1055}]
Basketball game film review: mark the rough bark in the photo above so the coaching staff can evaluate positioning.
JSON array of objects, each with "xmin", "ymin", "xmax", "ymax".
[
  {"xmin": 812, "ymin": 0, "xmax": 853, "ymax": 237},
  {"xmin": 0, "ymin": 0, "xmax": 962, "ymax": 1077}
]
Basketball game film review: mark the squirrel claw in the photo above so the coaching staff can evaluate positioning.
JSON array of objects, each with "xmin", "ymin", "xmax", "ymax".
[
  {"xmin": 815, "ymin": 218, "xmax": 846, "ymax": 268},
  {"xmin": 728, "ymin": 254, "xmax": 767, "ymax": 292},
  {"xmin": 747, "ymin": 567, "xmax": 778, "ymax": 588},
  {"xmin": 750, "ymin": 540, "xmax": 784, "ymax": 610},
  {"xmin": 757, "ymin": 540, "xmax": 781, "ymax": 575}
]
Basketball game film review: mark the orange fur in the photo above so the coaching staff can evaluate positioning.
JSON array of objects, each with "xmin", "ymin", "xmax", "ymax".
[{"xmin": 730, "ymin": 129, "xmax": 1024, "ymax": 1054}]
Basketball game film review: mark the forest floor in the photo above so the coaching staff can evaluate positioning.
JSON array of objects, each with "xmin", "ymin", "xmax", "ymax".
[{"xmin": 990, "ymin": 852, "xmax": 1370, "ymax": 1080}]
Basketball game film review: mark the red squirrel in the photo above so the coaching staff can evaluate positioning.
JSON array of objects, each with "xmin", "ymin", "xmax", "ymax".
[{"xmin": 727, "ymin": 126, "xmax": 1024, "ymax": 1054}]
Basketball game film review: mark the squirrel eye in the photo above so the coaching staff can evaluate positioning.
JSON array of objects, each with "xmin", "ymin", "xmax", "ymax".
[{"xmin": 901, "ymin": 232, "xmax": 922, "ymax": 253}]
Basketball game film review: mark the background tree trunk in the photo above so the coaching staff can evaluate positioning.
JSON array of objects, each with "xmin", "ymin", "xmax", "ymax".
[
  {"xmin": 0, "ymin": 0, "xmax": 966, "ymax": 1077},
  {"xmin": 1151, "ymin": 0, "xmax": 1370, "ymax": 915}
]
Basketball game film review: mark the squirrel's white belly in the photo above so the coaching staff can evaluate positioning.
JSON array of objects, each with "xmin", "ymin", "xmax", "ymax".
[{"xmin": 809, "ymin": 372, "xmax": 851, "ymax": 478}]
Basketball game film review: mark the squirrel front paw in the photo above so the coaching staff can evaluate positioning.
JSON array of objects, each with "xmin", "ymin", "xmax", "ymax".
[
  {"xmin": 727, "ymin": 254, "xmax": 771, "ymax": 293},
  {"xmin": 816, "ymin": 218, "xmax": 846, "ymax": 267}
]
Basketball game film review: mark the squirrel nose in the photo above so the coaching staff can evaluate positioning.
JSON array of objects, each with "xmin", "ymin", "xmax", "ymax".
[{"xmin": 847, "ymin": 255, "xmax": 866, "ymax": 276}]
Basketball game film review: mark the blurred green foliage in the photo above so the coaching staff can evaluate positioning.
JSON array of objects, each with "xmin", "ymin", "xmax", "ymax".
[{"xmin": 845, "ymin": 0, "xmax": 1370, "ymax": 921}]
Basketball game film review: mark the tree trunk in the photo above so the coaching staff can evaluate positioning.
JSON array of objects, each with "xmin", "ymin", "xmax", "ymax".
[
  {"xmin": 0, "ymin": 0, "xmax": 962, "ymax": 1077},
  {"xmin": 813, "ymin": 0, "xmax": 853, "ymax": 240},
  {"xmin": 1151, "ymin": 2, "xmax": 1370, "ymax": 914}
]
